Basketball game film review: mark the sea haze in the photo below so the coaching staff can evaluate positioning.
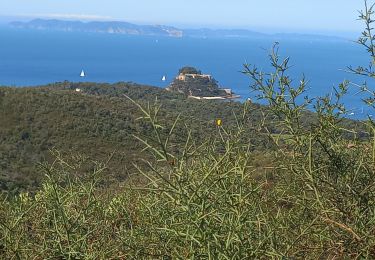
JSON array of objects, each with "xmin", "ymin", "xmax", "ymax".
[{"xmin": 0, "ymin": 26, "xmax": 371, "ymax": 118}]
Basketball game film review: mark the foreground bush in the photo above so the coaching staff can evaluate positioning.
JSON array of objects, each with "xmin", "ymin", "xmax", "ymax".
[{"xmin": 0, "ymin": 120, "xmax": 275, "ymax": 258}]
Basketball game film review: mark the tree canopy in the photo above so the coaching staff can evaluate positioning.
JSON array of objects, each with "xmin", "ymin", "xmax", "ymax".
[{"xmin": 178, "ymin": 66, "xmax": 201, "ymax": 75}]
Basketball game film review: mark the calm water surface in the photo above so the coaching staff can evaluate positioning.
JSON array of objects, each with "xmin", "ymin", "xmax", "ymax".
[{"xmin": 0, "ymin": 27, "xmax": 372, "ymax": 118}]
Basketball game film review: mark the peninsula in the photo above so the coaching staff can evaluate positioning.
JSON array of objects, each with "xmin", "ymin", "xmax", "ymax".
[{"xmin": 166, "ymin": 66, "xmax": 240, "ymax": 100}]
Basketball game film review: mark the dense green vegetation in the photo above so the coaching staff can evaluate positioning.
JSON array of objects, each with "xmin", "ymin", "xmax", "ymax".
[
  {"xmin": 0, "ymin": 81, "xmax": 269, "ymax": 193},
  {"xmin": 178, "ymin": 66, "xmax": 202, "ymax": 75},
  {"xmin": 1, "ymin": 2, "xmax": 375, "ymax": 258}
]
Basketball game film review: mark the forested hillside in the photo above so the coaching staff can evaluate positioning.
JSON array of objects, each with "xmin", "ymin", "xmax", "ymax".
[{"xmin": 0, "ymin": 81, "xmax": 268, "ymax": 192}]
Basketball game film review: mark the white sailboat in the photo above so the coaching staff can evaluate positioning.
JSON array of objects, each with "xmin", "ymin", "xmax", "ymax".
[
  {"xmin": 161, "ymin": 75, "xmax": 166, "ymax": 81},
  {"xmin": 80, "ymin": 70, "xmax": 85, "ymax": 77}
]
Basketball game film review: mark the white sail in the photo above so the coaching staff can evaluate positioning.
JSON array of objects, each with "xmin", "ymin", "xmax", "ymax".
[
  {"xmin": 80, "ymin": 70, "xmax": 85, "ymax": 77},
  {"xmin": 162, "ymin": 75, "xmax": 166, "ymax": 81}
]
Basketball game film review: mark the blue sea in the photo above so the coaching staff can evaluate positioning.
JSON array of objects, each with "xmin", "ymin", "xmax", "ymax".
[{"xmin": 0, "ymin": 27, "xmax": 372, "ymax": 118}]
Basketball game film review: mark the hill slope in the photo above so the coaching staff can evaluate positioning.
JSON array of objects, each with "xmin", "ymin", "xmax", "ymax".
[{"xmin": 0, "ymin": 81, "xmax": 266, "ymax": 192}]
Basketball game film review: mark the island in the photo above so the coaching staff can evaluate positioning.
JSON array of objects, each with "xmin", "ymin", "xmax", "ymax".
[
  {"xmin": 10, "ymin": 19, "xmax": 183, "ymax": 37},
  {"xmin": 9, "ymin": 19, "xmax": 347, "ymax": 41},
  {"xmin": 166, "ymin": 66, "xmax": 240, "ymax": 100}
]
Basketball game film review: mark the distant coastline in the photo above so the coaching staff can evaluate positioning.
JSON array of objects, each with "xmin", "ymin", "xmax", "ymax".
[{"xmin": 9, "ymin": 18, "xmax": 349, "ymax": 41}]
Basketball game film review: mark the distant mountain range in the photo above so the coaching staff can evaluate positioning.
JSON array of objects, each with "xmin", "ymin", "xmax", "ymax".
[
  {"xmin": 9, "ymin": 19, "xmax": 347, "ymax": 41},
  {"xmin": 10, "ymin": 19, "xmax": 184, "ymax": 37}
]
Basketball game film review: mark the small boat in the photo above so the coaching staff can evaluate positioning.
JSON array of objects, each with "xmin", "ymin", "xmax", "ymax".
[
  {"xmin": 161, "ymin": 75, "xmax": 166, "ymax": 81},
  {"xmin": 80, "ymin": 70, "xmax": 85, "ymax": 77}
]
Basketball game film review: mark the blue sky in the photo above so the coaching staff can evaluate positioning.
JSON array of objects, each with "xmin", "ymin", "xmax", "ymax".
[{"xmin": 0, "ymin": 1, "xmax": 365, "ymax": 35}]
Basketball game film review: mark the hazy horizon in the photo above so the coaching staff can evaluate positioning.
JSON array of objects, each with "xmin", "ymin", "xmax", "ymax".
[
  {"xmin": 0, "ymin": 1, "xmax": 365, "ymax": 38},
  {"xmin": 0, "ymin": 16, "xmax": 361, "ymax": 40}
]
